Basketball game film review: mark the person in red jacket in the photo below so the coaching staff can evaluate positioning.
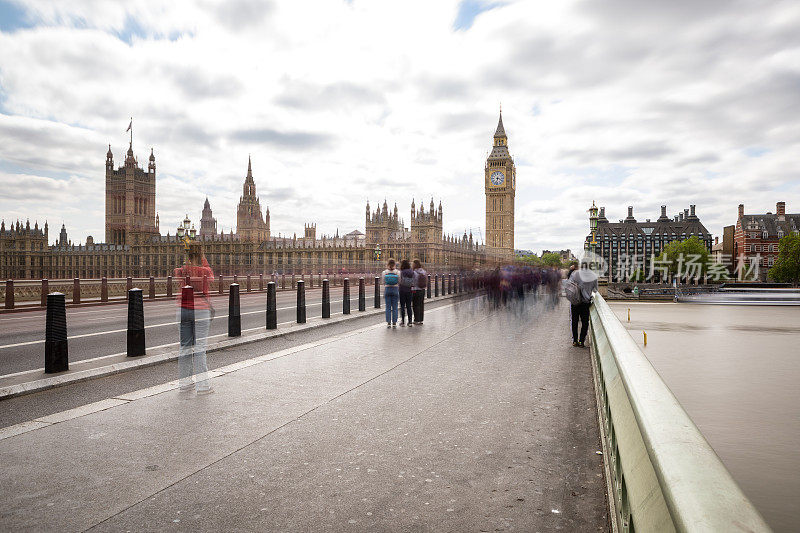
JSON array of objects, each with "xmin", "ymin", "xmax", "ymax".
[{"xmin": 174, "ymin": 242, "xmax": 215, "ymax": 394}]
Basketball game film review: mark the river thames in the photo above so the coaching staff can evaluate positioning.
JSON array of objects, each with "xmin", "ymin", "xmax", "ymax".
[{"xmin": 609, "ymin": 301, "xmax": 800, "ymax": 532}]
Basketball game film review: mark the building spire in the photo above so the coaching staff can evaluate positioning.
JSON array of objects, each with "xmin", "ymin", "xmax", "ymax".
[{"xmin": 494, "ymin": 107, "xmax": 506, "ymax": 138}]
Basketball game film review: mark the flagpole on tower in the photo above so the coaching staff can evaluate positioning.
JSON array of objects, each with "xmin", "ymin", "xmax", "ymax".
[{"xmin": 126, "ymin": 117, "xmax": 133, "ymax": 148}]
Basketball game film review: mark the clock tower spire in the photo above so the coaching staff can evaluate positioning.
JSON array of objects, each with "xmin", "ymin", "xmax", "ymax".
[{"xmin": 485, "ymin": 108, "xmax": 516, "ymax": 261}]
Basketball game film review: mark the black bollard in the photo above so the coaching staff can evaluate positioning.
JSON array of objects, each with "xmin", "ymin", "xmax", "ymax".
[
  {"xmin": 266, "ymin": 281, "xmax": 277, "ymax": 330},
  {"xmin": 435, "ymin": 274, "xmax": 439, "ymax": 297},
  {"xmin": 427, "ymin": 274, "xmax": 432, "ymax": 299},
  {"xmin": 297, "ymin": 280, "xmax": 306, "ymax": 323},
  {"xmin": 228, "ymin": 283, "xmax": 241, "ymax": 337},
  {"xmin": 374, "ymin": 276, "xmax": 380, "ymax": 308},
  {"xmin": 343, "ymin": 278, "xmax": 350, "ymax": 315},
  {"xmin": 322, "ymin": 278, "xmax": 331, "ymax": 318},
  {"xmin": 358, "ymin": 277, "xmax": 365, "ymax": 311},
  {"xmin": 44, "ymin": 292, "xmax": 68, "ymax": 373},
  {"xmin": 127, "ymin": 288, "xmax": 145, "ymax": 357}
]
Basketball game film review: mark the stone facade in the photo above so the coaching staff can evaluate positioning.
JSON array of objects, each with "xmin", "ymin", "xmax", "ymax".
[
  {"xmin": 1, "ymin": 128, "xmax": 503, "ymax": 280},
  {"xmin": 199, "ymin": 198, "xmax": 217, "ymax": 238},
  {"xmin": 105, "ymin": 142, "xmax": 158, "ymax": 246},
  {"xmin": 236, "ymin": 157, "xmax": 270, "ymax": 242},
  {"xmin": 485, "ymin": 110, "xmax": 516, "ymax": 260}
]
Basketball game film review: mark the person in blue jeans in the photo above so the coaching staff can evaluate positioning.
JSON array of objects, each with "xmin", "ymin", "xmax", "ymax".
[{"xmin": 381, "ymin": 258, "xmax": 400, "ymax": 328}]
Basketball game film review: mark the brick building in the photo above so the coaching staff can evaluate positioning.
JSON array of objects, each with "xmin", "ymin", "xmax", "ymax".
[{"xmin": 734, "ymin": 202, "xmax": 800, "ymax": 280}]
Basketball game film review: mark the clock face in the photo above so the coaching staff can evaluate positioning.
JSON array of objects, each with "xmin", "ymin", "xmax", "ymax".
[{"xmin": 490, "ymin": 171, "xmax": 505, "ymax": 186}]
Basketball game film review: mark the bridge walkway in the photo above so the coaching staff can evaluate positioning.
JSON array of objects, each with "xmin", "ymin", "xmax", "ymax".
[{"xmin": 0, "ymin": 295, "xmax": 608, "ymax": 531}]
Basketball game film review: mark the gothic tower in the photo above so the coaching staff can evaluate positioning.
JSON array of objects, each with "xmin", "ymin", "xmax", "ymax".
[
  {"xmin": 484, "ymin": 109, "xmax": 516, "ymax": 260},
  {"xmin": 236, "ymin": 156, "xmax": 270, "ymax": 242},
  {"xmin": 199, "ymin": 197, "xmax": 217, "ymax": 238},
  {"xmin": 105, "ymin": 140, "xmax": 158, "ymax": 246}
]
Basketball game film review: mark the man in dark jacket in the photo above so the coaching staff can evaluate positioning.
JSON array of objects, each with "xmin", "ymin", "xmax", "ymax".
[{"xmin": 569, "ymin": 265, "xmax": 598, "ymax": 347}]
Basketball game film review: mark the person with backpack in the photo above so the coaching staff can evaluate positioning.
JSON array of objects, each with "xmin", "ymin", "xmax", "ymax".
[
  {"xmin": 411, "ymin": 259, "xmax": 427, "ymax": 324},
  {"xmin": 567, "ymin": 262, "xmax": 599, "ymax": 347},
  {"xmin": 381, "ymin": 258, "xmax": 401, "ymax": 328},
  {"xmin": 398, "ymin": 259, "xmax": 414, "ymax": 327}
]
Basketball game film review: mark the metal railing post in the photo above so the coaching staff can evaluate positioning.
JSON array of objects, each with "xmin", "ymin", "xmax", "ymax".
[
  {"xmin": 100, "ymin": 277, "xmax": 108, "ymax": 302},
  {"xmin": 72, "ymin": 278, "xmax": 81, "ymax": 305},
  {"xmin": 229, "ymin": 283, "xmax": 241, "ymax": 336},
  {"xmin": 219, "ymin": 274, "xmax": 224, "ymax": 294},
  {"xmin": 166, "ymin": 275, "xmax": 173, "ymax": 298},
  {"xmin": 266, "ymin": 281, "xmax": 277, "ymax": 330},
  {"xmin": 45, "ymin": 292, "xmax": 68, "ymax": 373},
  {"xmin": 41, "ymin": 279, "xmax": 48, "ymax": 307},
  {"xmin": 127, "ymin": 288, "xmax": 145, "ymax": 357},
  {"xmin": 149, "ymin": 276, "xmax": 155, "ymax": 299}
]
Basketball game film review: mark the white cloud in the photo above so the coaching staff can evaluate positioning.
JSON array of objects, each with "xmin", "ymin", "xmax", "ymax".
[{"xmin": 1, "ymin": 0, "xmax": 799, "ymax": 255}]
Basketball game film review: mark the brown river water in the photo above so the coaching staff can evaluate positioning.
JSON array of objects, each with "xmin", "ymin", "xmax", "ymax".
[{"xmin": 608, "ymin": 301, "xmax": 800, "ymax": 532}]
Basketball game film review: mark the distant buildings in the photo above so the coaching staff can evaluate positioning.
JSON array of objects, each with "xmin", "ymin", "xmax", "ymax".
[
  {"xmin": 734, "ymin": 202, "xmax": 800, "ymax": 280},
  {"xmin": 1, "ymin": 115, "xmax": 515, "ymax": 279},
  {"xmin": 541, "ymin": 249, "xmax": 576, "ymax": 263},
  {"xmin": 584, "ymin": 203, "xmax": 712, "ymax": 282}
]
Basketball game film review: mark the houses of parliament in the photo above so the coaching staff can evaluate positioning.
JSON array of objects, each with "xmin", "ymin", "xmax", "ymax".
[{"xmin": 0, "ymin": 113, "xmax": 516, "ymax": 279}]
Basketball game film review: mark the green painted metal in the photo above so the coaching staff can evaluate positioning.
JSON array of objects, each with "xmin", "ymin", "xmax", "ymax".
[{"xmin": 589, "ymin": 293, "xmax": 771, "ymax": 532}]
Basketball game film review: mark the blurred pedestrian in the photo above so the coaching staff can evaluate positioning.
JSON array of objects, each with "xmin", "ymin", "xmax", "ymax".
[
  {"xmin": 398, "ymin": 259, "xmax": 414, "ymax": 327},
  {"xmin": 412, "ymin": 259, "xmax": 427, "ymax": 324},
  {"xmin": 174, "ymin": 242, "xmax": 215, "ymax": 394},
  {"xmin": 381, "ymin": 258, "xmax": 400, "ymax": 328},
  {"xmin": 569, "ymin": 263, "xmax": 598, "ymax": 347}
]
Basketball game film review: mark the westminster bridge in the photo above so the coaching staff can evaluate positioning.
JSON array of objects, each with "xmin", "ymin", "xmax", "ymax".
[{"xmin": 0, "ymin": 276, "xmax": 792, "ymax": 532}]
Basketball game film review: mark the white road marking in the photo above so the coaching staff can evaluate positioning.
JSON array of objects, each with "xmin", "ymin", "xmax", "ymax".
[
  {"xmin": 0, "ymin": 301, "xmax": 461, "ymax": 441},
  {"xmin": 0, "ymin": 298, "xmax": 360, "ymax": 349}
]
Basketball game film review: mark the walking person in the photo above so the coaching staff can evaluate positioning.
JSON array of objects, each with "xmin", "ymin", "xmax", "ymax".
[
  {"xmin": 381, "ymin": 258, "xmax": 400, "ymax": 328},
  {"xmin": 174, "ymin": 242, "xmax": 215, "ymax": 394},
  {"xmin": 398, "ymin": 259, "xmax": 414, "ymax": 327},
  {"xmin": 568, "ymin": 262, "xmax": 598, "ymax": 347},
  {"xmin": 411, "ymin": 259, "xmax": 427, "ymax": 324}
]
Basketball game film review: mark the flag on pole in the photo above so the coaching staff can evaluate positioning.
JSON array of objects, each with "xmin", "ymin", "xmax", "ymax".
[{"xmin": 125, "ymin": 119, "xmax": 132, "ymax": 133}]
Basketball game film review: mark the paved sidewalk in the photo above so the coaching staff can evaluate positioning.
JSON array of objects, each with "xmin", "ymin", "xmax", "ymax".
[{"xmin": 0, "ymin": 296, "xmax": 608, "ymax": 532}]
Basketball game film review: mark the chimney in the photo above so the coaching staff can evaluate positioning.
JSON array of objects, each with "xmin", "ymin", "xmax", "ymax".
[
  {"xmin": 684, "ymin": 208, "xmax": 689, "ymax": 220},
  {"xmin": 628, "ymin": 206, "xmax": 633, "ymax": 218},
  {"xmin": 679, "ymin": 212, "xmax": 684, "ymax": 221},
  {"xmin": 777, "ymin": 201, "xmax": 786, "ymax": 220},
  {"xmin": 690, "ymin": 205, "xmax": 696, "ymax": 217},
  {"xmin": 715, "ymin": 236, "xmax": 719, "ymax": 245},
  {"xmin": 599, "ymin": 207, "xmax": 605, "ymax": 218},
  {"xmin": 738, "ymin": 204, "xmax": 744, "ymax": 219},
  {"xmin": 661, "ymin": 205, "xmax": 667, "ymax": 217}
]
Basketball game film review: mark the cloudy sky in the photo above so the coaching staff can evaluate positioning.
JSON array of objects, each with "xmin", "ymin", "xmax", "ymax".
[{"xmin": 1, "ymin": 0, "xmax": 799, "ymax": 254}]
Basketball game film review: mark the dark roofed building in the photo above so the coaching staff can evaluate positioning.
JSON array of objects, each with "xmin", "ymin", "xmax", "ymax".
[{"xmin": 584, "ymin": 203, "xmax": 712, "ymax": 282}]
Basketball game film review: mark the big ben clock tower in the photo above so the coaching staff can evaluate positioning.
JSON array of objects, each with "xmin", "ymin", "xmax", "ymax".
[{"xmin": 485, "ymin": 109, "xmax": 516, "ymax": 260}]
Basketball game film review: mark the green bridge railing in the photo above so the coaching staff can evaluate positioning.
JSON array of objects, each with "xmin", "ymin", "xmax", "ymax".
[{"xmin": 589, "ymin": 293, "xmax": 771, "ymax": 532}]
